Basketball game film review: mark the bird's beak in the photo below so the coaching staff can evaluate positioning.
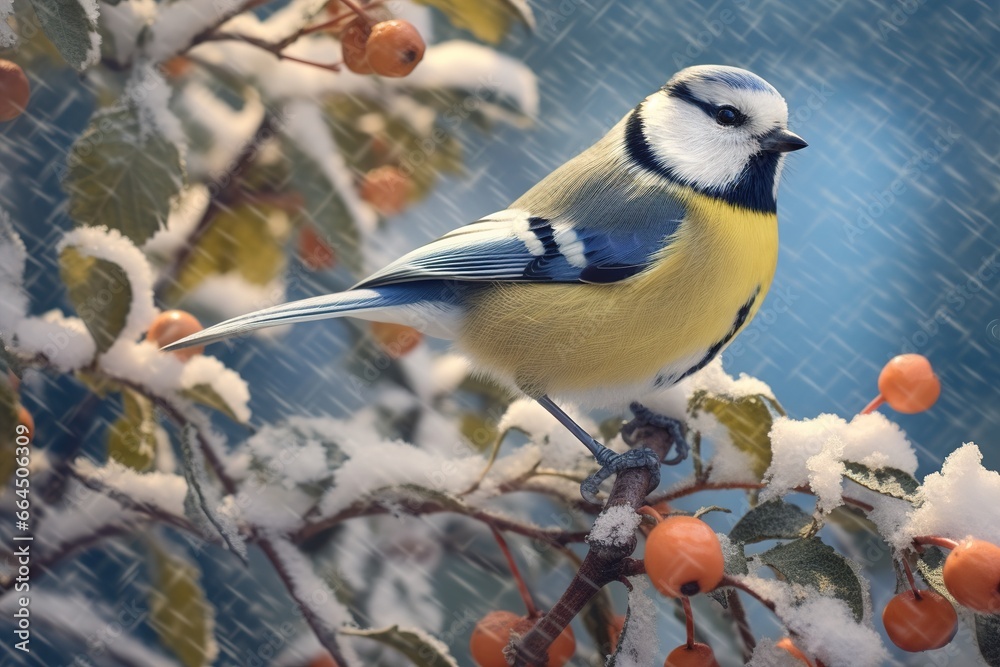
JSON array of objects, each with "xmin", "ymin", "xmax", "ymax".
[{"xmin": 760, "ymin": 128, "xmax": 808, "ymax": 153}]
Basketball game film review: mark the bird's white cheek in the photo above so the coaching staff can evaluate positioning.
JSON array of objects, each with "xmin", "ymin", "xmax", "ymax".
[{"xmin": 772, "ymin": 154, "xmax": 786, "ymax": 201}]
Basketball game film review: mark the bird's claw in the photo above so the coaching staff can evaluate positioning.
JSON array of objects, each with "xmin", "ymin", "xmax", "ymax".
[
  {"xmin": 580, "ymin": 447, "xmax": 661, "ymax": 505},
  {"xmin": 627, "ymin": 402, "xmax": 690, "ymax": 465}
]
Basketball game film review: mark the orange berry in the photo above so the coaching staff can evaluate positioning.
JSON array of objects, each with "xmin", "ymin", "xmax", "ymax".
[
  {"xmin": 161, "ymin": 56, "xmax": 193, "ymax": 79},
  {"xmin": 882, "ymin": 589, "xmax": 957, "ymax": 652},
  {"xmin": 664, "ymin": 642, "xmax": 720, "ymax": 667},
  {"xmin": 776, "ymin": 637, "xmax": 814, "ymax": 665},
  {"xmin": 645, "ymin": 516, "xmax": 724, "ymax": 598},
  {"xmin": 365, "ymin": 20, "xmax": 425, "ymax": 77},
  {"xmin": 942, "ymin": 538, "xmax": 1000, "ymax": 613},
  {"xmin": 607, "ymin": 614, "xmax": 625, "ymax": 648},
  {"xmin": 0, "ymin": 59, "xmax": 30, "ymax": 122},
  {"xmin": 16, "ymin": 405, "xmax": 33, "ymax": 441},
  {"xmin": 877, "ymin": 354, "xmax": 940, "ymax": 413},
  {"xmin": 470, "ymin": 611, "xmax": 574, "ymax": 667},
  {"xmin": 147, "ymin": 310, "xmax": 205, "ymax": 361},
  {"xmin": 341, "ymin": 17, "xmax": 374, "ymax": 74},
  {"xmin": 360, "ymin": 166, "xmax": 412, "ymax": 215},
  {"xmin": 370, "ymin": 321, "xmax": 422, "ymax": 358},
  {"xmin": 298, "ymin": 225, "xmax": 336, "ymax": 271},
  {"xmin": 307, "ymin": 653, "xmax": 339, "ymax": 667}
]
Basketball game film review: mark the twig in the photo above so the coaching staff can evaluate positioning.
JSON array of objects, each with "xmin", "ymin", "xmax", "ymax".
[
  {"xmin": 648, "ymin": 480, "xmax": 875, "ymax": 513},
  {"xmin": 726, "ymin": 589, "xmax": 756, "ymax": 661},
  {"xmin": 512, "ymin": 420, "xmax": 677, "ymax": 666},
  {"xmin": 720, "ymin": 576, "xmax": 777, "ymax": 613},
  {"xmin": 492, "ymin": 527, "xmax": 538, "ymax": 618}
]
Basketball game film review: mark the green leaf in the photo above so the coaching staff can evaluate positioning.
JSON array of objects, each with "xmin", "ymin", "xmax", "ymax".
[
  {"xmin": 758, "ymin": 537, "xmax": 865, "ymax": 621},
  {"xmin": 916, "ymin": 547, "xmax": 955, "ymax": 603},
  {"xmin": 730, "ymin": 499, "xmax": 813, "ymax": 544},
  {"xmin": 59, "ymin": 246, "xmax": 132, "ymax": 353},
  {"xmin": 147, "ymin": 541, "xmax": 217, "ymax": 667},
  {"xmin": 181, "ymin": 384, "xmax": 246, "ymax": 424},
  {"xmin": 282, "ymin": 139, "xmax": 362, "ymax": 275},
  {"xmin": 64, "ymin": 105, "xmax": 184, "ymax": 245},
  {"xmin": 341, "ymin": 625, "xmax": 459, "ymax": 667},
  {"xmin": 842, "ymin": 461, "xmax": 919, "ymax": 501},
  {"xmin": 977, "ymin": 614, "xmax": 1000, "ymax": 667},
  {"xmin": 688, "ymin": 390, "xmax": 783, "ymax": 480},
  {"xmin": 28, "ymin": 0, "xmax": 100, "ymax": 71},
  {"xmin": 414, "ymin": 0, "xmax": 534, "ymax": 44},
  {"xmin": 107, "ymin": 389, "xmax": 157, "ymax": 470}
]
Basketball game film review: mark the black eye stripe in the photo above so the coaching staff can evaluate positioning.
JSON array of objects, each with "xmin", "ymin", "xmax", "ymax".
[{"xmin": 666, "ymin": 82, "xmax": 747, "ymax": 126}]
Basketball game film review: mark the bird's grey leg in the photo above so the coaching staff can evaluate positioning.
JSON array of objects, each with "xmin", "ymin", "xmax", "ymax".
[
  {"xmin": 627, "ymin": 402, "xmax": 690, "ymax": 465},
  {"xmin": 536, "ymin": 395, "xmax": 661, "ymax": 505}
]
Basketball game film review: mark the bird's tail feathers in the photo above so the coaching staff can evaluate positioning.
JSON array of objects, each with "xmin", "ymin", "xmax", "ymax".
[{"xmin": 161, "ymin": 287, "xmax": 432, "ymax": 351}]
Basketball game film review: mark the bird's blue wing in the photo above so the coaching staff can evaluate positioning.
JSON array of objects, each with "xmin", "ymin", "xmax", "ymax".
[{"xmin": 355, "ymin": 208, "xmax": 681, "ymax": 289}]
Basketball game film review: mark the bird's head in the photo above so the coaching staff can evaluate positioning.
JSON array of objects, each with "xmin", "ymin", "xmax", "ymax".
[{"xmin": 629, "ymin": 65, "xmax": 807, "ymax": 213}]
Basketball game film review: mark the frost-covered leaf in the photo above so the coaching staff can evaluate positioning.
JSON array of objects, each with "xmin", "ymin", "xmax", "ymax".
[
  {"xmin": 65, "ymin": 105, "xmax": 184, "ymax": 245},
  {"xmin": 688, "ymin": 390, "xmax": 783, "ymax": 480},
  {"xmin": 180, "ymin": 424, "xmax": 247, "ymax": 561},
  {"xmin": 107, "ymin": 388, "xmax": 156, "ymax": 470},
  {"xmin": 28, "ymin": 0, "xmax": 100, "ymax": 70},
  {"xmin": 340, "ymin": 625, "xmax": 458, "ymax": 667},
  {"xmin": 759, "ymin": 538, "xmax": 865, "ymax": 621},
  {"xmin": 843, "ymin": 461, "xmax": 918, "ymax": 501},
  {"xmin": 147, "ymin": 540, "xmax": 218, "ymax": 667},
  {"xmin": 607, "ymin": 578, "xmax": 658, "ymax": 667},
  {"xmin": 181, "ymin": 383, "xmax": 247, "ymax": 424},
  {"xmin": 0, "ymin": 378, "xmax": 19, "ymax": 484},
  {"xmin": 977, "ymin": 614, "xmax": 1000, "ymax": 667},
  {"xmin": 414, "ymin": 0, "xmax": 534, "ymax": 44},
  {"xmin": 59, "ymin": 246, "xmax": 132, "ymax": 353},
  {"xmin": 709, "ymin": 535, "xmax": 748, "ymax": 608},
  {"xmin": 730, "ymin": 499, "xmax": 812, "ymax": 544},
  {"xmin": 0, "ymin": 0, "xmax": 16, "ymax": 48},
  {"xmin": 916, "ymin": 547, "xmax": 955, "ymax": 603}
]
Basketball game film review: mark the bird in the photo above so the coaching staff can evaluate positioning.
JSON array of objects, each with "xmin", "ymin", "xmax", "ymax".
[{"xmin": 164, "ymin": 64, "xmax": 807, "ymax": 504}]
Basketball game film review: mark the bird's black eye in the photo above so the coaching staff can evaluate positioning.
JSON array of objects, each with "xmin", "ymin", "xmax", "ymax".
[{"xmin": 715, "ymin": 106, "xmax": 741, "ymax": 126}]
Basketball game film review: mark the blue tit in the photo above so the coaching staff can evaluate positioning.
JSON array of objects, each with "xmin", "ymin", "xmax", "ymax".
[{"xmin": 164, "ymin": 64, "xmax": 807, "ymax": 504}]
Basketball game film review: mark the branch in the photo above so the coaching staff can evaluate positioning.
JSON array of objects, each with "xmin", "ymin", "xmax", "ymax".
[
  {"xmin": 512, "ymin": 419, "xmax": 677, "ymax": 666},
  {"xmin": 648, "ymin": 480, "xmax": 875, "ymax": 513}
]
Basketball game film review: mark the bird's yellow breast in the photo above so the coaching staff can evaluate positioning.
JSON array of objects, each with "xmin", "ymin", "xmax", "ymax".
[{"xmin": 458, "ymin": 190, "xmax": 780, "ymax": 397}]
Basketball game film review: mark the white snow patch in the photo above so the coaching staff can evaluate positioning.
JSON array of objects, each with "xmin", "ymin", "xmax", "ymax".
[
  {"xmin": 609, "ymin": 577, "xmax": 659, "ymax": 667},
  {"xmin": 429, "ymin": 354, "xmax": 472, "ymax": 396},
  {"xmin": 127, "ymin": 65, "xmax": 187, "ymax": 146},
  {"xmin": 98, "ymin": 0, "xmax": 157, "ymax": 63},
  {"xmin": 176, "ymin": 82, "xmax": 266, "ymax": 180},
  {"xmin": 680, "ymin": 357, "xmax": 777, "ymax": 401},
  {"xmin": 588, "ymin": 504, "xmax": 640, "ymax": 547},
  {"xmin": 99, "ymin": 340, "xmax": 251, "ymax": 422},
  {"xmin": 902, "ymin": 443, "xmax": 1000, "ymax": 547},
  {"xmin": 498, "ymin": 399, "xmax": 595, "ymax": 470},
  {"xmin": 143, "ymin": 0, "xmax": 229, "ymax": 62},
  {"xmin": 59, "ymin": 226, "xmax": 157, "ymax": 345},
  {"xmin": 14, "ymin": 311, "xmax": 96, "ymax": 371},
  {"xmin": 143, "ymin": 184, "xmax": 210, "ymax": 259},
  {"xmin": 0, "ymin": 0, "xmax": 16, "ymax": 48},
  {"xmin": 73, "ymin": 458, "xmax": 188, "ymax": 516},
  {"xmin": 762, "ymin": 412, "xmax": 917, "ymax": 513}
]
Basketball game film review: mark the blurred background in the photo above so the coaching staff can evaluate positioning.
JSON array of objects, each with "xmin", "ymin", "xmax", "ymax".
[{"xmin": 1, "ymin": 0, "xmax": 998, "ymax": 665}]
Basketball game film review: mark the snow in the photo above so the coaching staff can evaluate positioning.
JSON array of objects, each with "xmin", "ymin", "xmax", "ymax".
[
  {"xmin": 282, "ymin": 99, "xmax": 379, "ymax": 238},
  {"xmin": 902, "ymin": 443, "xmax": 1000, "ymax": 547},
  {"xmin": 181, "ymin": 272, "xmax": 288, "ymax": 330},
  {"xmin": 127, "ymin": 65, "xmax": 187, "ymax": 146},
  {"xmin": 180, "ymin": 423, "xmax": 247, "ymax": 559},
  {"xmin": 14, "ymin": 310, "xmax": 97, "ymax": 372},
  {"xmin": 428, "ymin": 353, "xmax": 472, "ymax": 396},
  {"xmin": 58, "ymin": 226, "xmax": 158, "ymax": 345},
  {"xmin": 74, "ymin": 458, "xmax": 188, "ymax": 517},
  {"xmin": 79, "ymin": 0, "xmax": 103, "ymax": 69},
  {"xmin": 588, "ymin": 504, "xmax": 640, "ymax": 548},
  {"xmin": 0, "ymin": 209, "xmax": 27, "ymax": 339},
  {"xmin": 762, "ymin": 412, "xmax": 917, "ymax": 513},
  {"xmin": 609, "ymin": 577, "xmax": 659, "ymax": 667},
  {"xmin": 142, "ymin": 0, "xmax": 234, "ymax": 62},
  {"xmin": 681, "ymin": 357, "xmax": 777, "ymax": 402},
  {"xmin": 98, "ymin": 0, "xmax": 157, "ymax": 64},
  {"xmin": 143, "ymin": 184, "xmax": 211, "ymax": 259},
  {"xmin": 498, "ymin": 398, "xmax": 595, "ymax": 469},
  {"xmin": 0, "ymin": 0, "xmax": 16, "ymax": 48},
  {"xmin": 175, "ymin": 82, "xmax": 266, "ymax": 180}
]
